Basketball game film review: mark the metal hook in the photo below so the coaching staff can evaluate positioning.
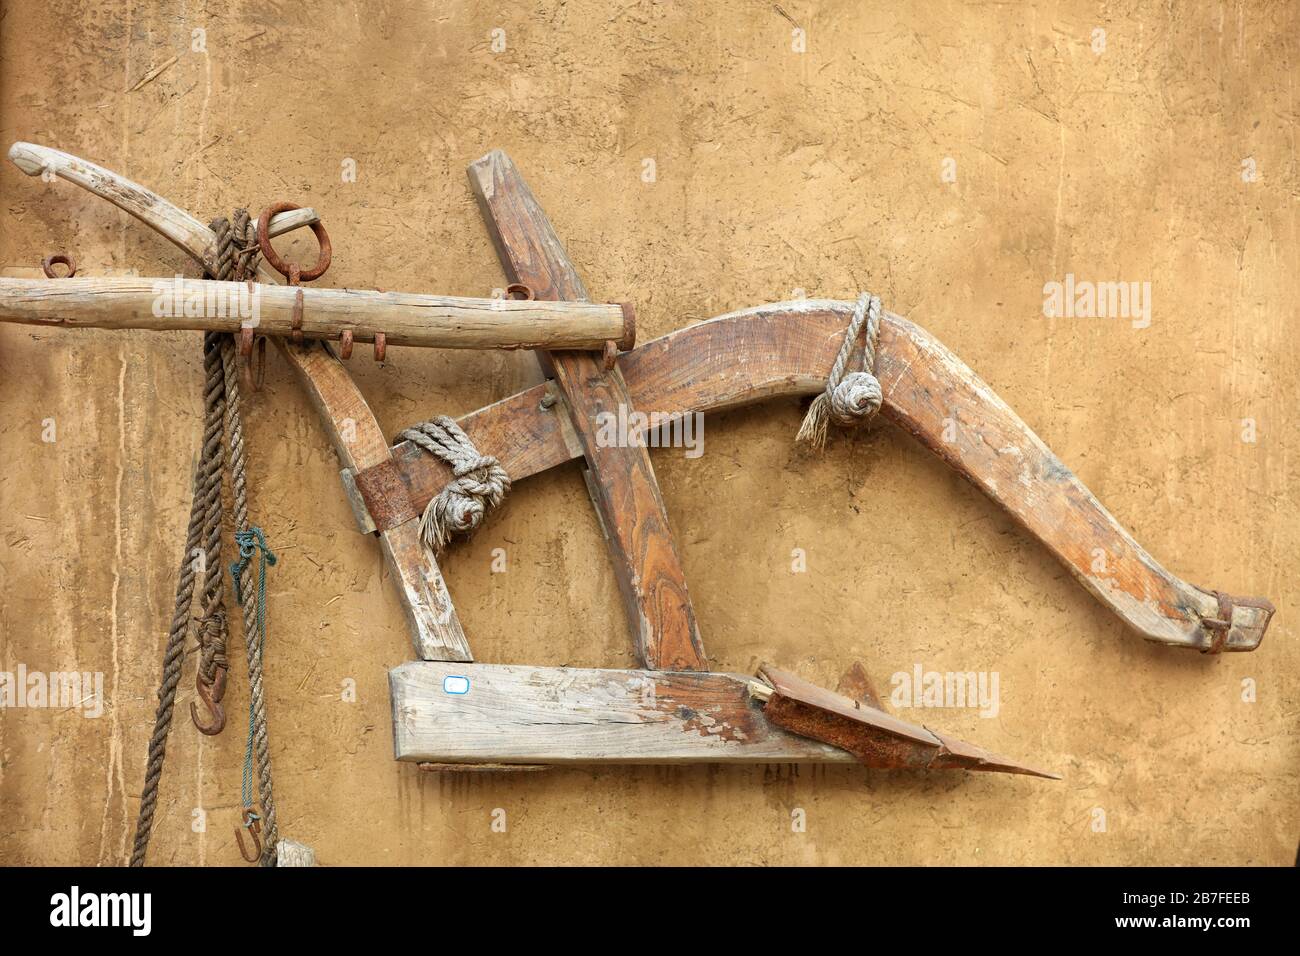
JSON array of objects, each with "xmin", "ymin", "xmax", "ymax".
[
  {"xmin": 235, "ymin": 809, "xmax": 262, "ymax": 863},
  {"xmin": 238, "ymin": 327, "xmax": 268, "ymax": 392},
  {"xmin": 190, "ymin": 666, "xmax": 227, "ymax": 735}
]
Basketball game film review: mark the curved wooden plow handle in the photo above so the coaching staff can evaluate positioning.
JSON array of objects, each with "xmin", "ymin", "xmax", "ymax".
[
  {"xmin": 379, "ymin": 299, "xmax": 1271, "ymax": 653},
  {"xmin": 622, "ymin": 300, "xmax": 1273, "ymax": 652}
]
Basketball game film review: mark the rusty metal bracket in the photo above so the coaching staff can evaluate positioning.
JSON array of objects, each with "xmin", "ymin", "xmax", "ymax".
[{"xmin": 753, "ymin": 665, "xmax": 1059, "ymax": 778}]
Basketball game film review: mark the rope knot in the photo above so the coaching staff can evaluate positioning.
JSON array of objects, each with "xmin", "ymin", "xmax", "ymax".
[
  {"xmin": 796, "ymin": 291, "xmax": 883, "ymax": 449},
  {"xmin": 829, "ymin": 371, "xmax": 883, "ymax": 425},
  {"xmin": 396, "ymin": 416, "xmax": 511, "ymax": 554}
]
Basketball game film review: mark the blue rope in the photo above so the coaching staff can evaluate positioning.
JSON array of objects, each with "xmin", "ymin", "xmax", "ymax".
[{"xmin": 230, "ymin": 527, "xmax": 277, "ymax": 812}]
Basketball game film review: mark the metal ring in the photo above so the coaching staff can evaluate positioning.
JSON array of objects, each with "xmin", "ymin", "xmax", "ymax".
[
  {"xmin": 505, "ymin": 283, "xmax": 535, "ymax": 301},
  {"xmin": 41, "ymin": 253, "xmax": 76, "ymax": 278},
  {"xmin": 339, "ymin": 329, "xmax": 354, "ymax": 360},
  {"xmin": 373, "ymin": 331, "xmax": 386, "ymax": 363},
  {"xmin": 602, "ymin": 340, "xmax": 618, "ymax": 371},
  {"xmin": 256, "ymin": 201, "xmax": 331, "ymax": 283}
]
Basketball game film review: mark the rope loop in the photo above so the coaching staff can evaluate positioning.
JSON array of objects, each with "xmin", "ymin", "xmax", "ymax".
[
  {"xmin": 795, "ymin": 291, "xmax": 883, "ymax": 450},
  {"xmin": 396, "ymin": 416, "xmax": 511, "ymax": 554}
]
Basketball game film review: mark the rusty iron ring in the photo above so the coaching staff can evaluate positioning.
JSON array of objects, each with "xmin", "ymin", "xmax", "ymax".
[
  {"xmin": 339, "ymin": 329, "xmax": 354, "ymax": 360},
  {"xmin": 256, "ymin": 201, "xmax": 331, "ymax": 283},
  {"xmin": 41, "ymin": 253, "xmax": 76, "ymax": 278},
  {"xmin": 505, "ymin": 283, "xmax": 535, "ymax": 300},
  {"xmin": 373, "ymin": 331, "xmax": 387, "ymax": 363}
]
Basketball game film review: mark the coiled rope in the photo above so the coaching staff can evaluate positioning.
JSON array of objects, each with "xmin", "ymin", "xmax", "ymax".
[
  {"xmin": 396, "ymin": 416, "xmax": 511, "ymax": 553},
  {"xmin": 795, "ymin": 291, "xmax": 884, "ymax": 450}
]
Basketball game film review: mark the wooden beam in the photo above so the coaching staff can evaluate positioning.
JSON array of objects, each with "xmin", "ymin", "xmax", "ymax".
[
  {"xmin": 389, "ymin": 661, "xmax": 852, "ymax": 764},
  {"xmin": 466, "ymin": 149, "xmax": 707, "ymax": 671},
  {"xmin": 12, "ymin": 142, "xmax": 472, "ymax": 662},
  {"xmin": 0, "ymin": 276, "xmax": 631, "ymax": 352},
  {"xmin": 370, "ymin": 299, "xmax": 1271, "ymax": 653},
  {"xmin": 390, "ymin": 661, "xmax": 1056, "ymax": 775}
]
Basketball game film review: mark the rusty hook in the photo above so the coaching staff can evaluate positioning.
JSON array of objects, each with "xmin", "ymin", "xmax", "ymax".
[
  {"xmin": 190, "ymin": 669, "xmax": 228, "ymax": 736},
  {"xmin": 235, "ymin": 808, "xmax": 263, "ymax": 863},
  {"xmin": 238, "ymin": 326, "xmax": 268, "ymax": 392}
]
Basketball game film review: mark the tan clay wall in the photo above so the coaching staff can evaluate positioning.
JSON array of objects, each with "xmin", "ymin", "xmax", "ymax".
[{"xmin": 0, "ymin": 0, "xmax": 1295, "ymax": 866}]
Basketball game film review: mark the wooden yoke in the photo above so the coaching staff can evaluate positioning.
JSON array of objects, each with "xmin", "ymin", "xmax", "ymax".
[
  {"xmin": 467, "ymin": 150, "xmax": 707, "ymax": 671},
  {"xmin": 8, "ymin": 142, "xmax": 471, "ymax": 662}
]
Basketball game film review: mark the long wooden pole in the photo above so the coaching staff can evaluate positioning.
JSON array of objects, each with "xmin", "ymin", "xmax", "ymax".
[{"xmin": 0, "ymin": 276, "xmax": 633, "ymax": 352}]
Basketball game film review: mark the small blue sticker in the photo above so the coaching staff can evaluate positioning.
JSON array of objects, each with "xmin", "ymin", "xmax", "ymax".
[{"xmin": 443, "ymin": 675, "xmax": 470, "ymax": 695}]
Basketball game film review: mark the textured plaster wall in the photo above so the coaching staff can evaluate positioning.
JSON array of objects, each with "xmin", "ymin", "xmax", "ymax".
[{"xmin": 0, "ymin": 0, "xmax": 1295, "ymax": 865}]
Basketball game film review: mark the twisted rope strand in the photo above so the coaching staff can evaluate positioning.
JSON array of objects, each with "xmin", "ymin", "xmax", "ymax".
[
  {"xmin": 396, "ymin": 416, "xmax": 511, "ymax": 553},
  {"xmin": 130, "ymin": 209, "xmax": 273, "ymax": 867},
  {"xmin": 130, "ymin": 330, "xmax": 227, "ymax": 867},
  {"xmin": 795, "ymin": 292, "xmax": 883, "ymax": 450},
  {"xmin": 221, "ymin": 332, "xmax": 280, "ymax": 866}
]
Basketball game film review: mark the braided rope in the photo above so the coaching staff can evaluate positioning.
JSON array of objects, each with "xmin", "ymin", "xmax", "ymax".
[
  {"xmin": 795, "ymin": 292, "xmax": 883, "ymax": 450},
  {"xmin": 396, "ymin": 416, "xmax": 511, "ymax": 553},
  {"xmin": 130, "ymin": 209, "xmax": 275, "ymax": 866},
  {"xmin": 220, "ymin": 316, "xmax": 280, "ymax": 867},
  {"xmin": 130, "ymin": 331, "xmax": 227, "ymax": 867}
]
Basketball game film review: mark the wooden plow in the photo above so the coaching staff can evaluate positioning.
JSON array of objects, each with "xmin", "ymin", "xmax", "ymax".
[{"xmin": 5, "ymin": 141, "xmax": 1277, "ymax": 855}]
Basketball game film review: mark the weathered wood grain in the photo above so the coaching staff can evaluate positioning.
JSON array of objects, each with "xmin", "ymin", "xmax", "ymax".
[
  {"xmin": 389, "ymin": 661, "xmax": 853, "ymax": 764},
  {"xmin": 0, "ymin": 276, "xmax": 627, "ymax": 351},
  {"xmin": 11, "ymin": 142, "xmax": 471, "ymax": 662},
  {"xmin": 466, "ymin": 149, "xmax": 707, "ymax": 671},
  {"xmin": 9, "ymin": 142, "xmax": 315, "ymax": 252},
  {"xmin": 376, "ymin": 299, "xmax": 1271, "ymax": 652}
]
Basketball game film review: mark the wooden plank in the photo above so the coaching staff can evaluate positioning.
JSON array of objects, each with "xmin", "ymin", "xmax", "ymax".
[
  {"xmin": 0, "ymin": 276, "xmax": 628, "ymax": 351},
  {"xmin": 389, "ymin": 661, "xmax": 853, "ymax": 764},
  {"xmin": 467, "ymin": 149, "xmax": 707, "ymax": 671},
  {"xmin": 11, "ymin": 142, "xmax": 471, "ymax": 662},
  {"xmin": 376, "ymin": 299, "xmax": 1271, "ymax": 652}
]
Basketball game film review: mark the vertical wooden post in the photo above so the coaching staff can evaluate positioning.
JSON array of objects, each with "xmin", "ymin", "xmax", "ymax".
[{"xmin": 467, "ymin": 150, "xmax": 707, "ymax": 671}]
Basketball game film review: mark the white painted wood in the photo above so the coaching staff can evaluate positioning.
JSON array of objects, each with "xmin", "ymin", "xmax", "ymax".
[
  {"xmin": 0, "ymin": 276, "xmax": 627, "ymax": 351},
  {"xmin": 389, "ymin": 662, "xmax": 855, "ymax": 764}
]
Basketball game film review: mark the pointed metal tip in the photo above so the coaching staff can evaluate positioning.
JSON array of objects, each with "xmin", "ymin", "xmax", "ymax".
[{"xmin": 931, "ymin": 732, "xmax": 1061, "ymax": 779}]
